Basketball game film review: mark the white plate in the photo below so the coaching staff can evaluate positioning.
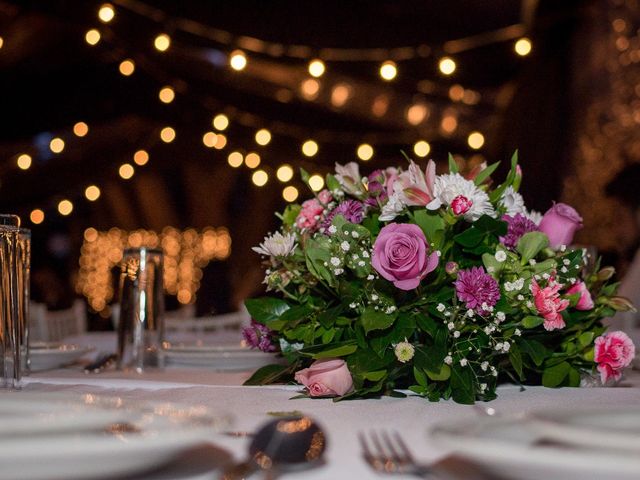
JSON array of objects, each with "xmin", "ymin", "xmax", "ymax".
[
  {"xmin": 29, "ymin": 343, "xmax": 94, "ymax": 371},
  {"xmin": 160, "ymin": 342, "xmax": 279, "ymax": 370},
  {"xmin": 0, "ymin": 392, "xmax": 232, "ymax": 480},
  {"xmin": 430, "ymin": 410, "xmax": 640, "ymax": 480}
]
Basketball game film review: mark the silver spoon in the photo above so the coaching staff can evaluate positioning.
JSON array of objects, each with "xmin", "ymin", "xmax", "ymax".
[{"xmin": 220, "ymin": 415, "xmax": 326, "ymax": 480}]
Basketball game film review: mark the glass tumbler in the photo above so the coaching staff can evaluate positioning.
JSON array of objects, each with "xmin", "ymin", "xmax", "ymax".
[
  {"xmin": 0, "ymin": 215, "xmax": 21, "ymax": 388},
  {"xmin": 17, "ymin": 229, "xmax": 31, "ymax": 374}
]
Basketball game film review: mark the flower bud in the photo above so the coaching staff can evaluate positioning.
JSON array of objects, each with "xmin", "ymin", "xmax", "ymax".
[
  {"xmin": 596, "ymin": 266, "xmax": 615, "ymax": 282},
  {"xmin": 604, "ymin": 296, "xmax": 637, "ymax": 312},
  {"xmin": 445, "ymin": 261, "xmax": 459, "ymax": 276}
]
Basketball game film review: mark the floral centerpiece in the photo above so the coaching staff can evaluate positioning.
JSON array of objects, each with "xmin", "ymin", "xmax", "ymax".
[{"xmin": 243, "ymin": 153, "xmax": 636, "ymax": 404}]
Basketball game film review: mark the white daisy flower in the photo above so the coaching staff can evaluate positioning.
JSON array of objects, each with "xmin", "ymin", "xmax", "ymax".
[
  {"xmin": 379, "ymin": 192, "xmax": 405, "ymax": 221},
  {"xmin": 525, "ymin": 209, "xmax": 543, "ymax": 225},
  {"xmin": 252, "ymin": 231, "xmax": 297, "ymax": 257},
  {"xmin": 500, "ymin": 186, "xmax": 526, "ymax": 216},
  {"xmin": 427, "ymin": 173, "xmax": 495, "ymax": 221},
  {"xmin": 394, "ymin": 339, "xmax": 415, "ymax": 363}
]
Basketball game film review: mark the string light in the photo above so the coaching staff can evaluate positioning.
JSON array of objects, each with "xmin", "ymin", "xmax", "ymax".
[
  {"xmin": 158, "ymin": 86, "xmax": 175, "ymax": 103},
  {"xmin": 160, "ymin": 126, "xmax": 176, "ymax": 143},
  {"xmin": 282, "ymin": 186, "xmax": 299, "ymax": 202},
  {"xmin": 119, "ymin": 59, "xmax": 135, "ymax": 76},
  {"xmin": 30, "ymin": 209, "xmax": 44, "ymax": 225},
  {"xmin": 0, "ymin": 37, "xmax": 3, "ymax": 49},
  {"xmin": 229, "ymin": 50, "xmax": 247, "ymax": 71},
  {"xmin": 244, "ymin": 152, "xmax": 261, "ymax": 168},
  {"xmin": 16, "ymin": 154, "xmax": 32, "ymax": 170},
  {"xmin": 441, "ymin": 113, "xmax": 458, "ymax": 133},
  {"xmin": 255, "ymin": 129, "xmax": 272, "ymax": 146},
  {"xmin": 85, "ymin": 29, "xmax": 101, "ymax": 46},
  {"xmin": 438, "ymin": 57, "xmax": 456, "ymax": 75},
  {"xmin": 119, "ymin": 163, "xmax": 135, "ymax": 179},
  {"xmin": 406, "ymin": 103, "xmax": 429, "ymax": 125},
  {"xmin": 227, "ymin": 151, "xmax": 243, "ymax": 167},
  {"xmin": 50, "ymin": 137, "xmax": 65, "ymax": 153},
  {"xmin": 413, "ymin": 140, "xmax": 431, "ymax": 158},
  {"xmin": 331, "ymin": 84, "xmax": 351, "ymax": 107},
  {"xmin": 134, "ymin": 150, "xmax": 149, "ymax": 166},
  {"xmin": 154, "ymin": 33, "xmax": 171, "ymax": 52},
  {"xmin": 276, "ymin": 164, "xmax": 294, "ymax": 182},
  {"xmin": 357, "ymin": 143, "xmax": 374, "ymax": 161},
  {"xmin": 252, "ymin": 169, "xmax": 269, "ymax": 187},
  {"xmin": 514, "ymin": 37, "xmax": 532, "ymax": 56},
  {"xmin": 212, "ymin": 114, "xmax": 229, "ymax": 131},
  {"xmin": 467, "ymin": 131, "xmax": 485, "ymax": 149},
  {"xmin": 302, "ymin": 140, "xmax": 319, "ymax": 157},
  {"xmin": 308, "ymin": 174, "xmax": 324, "ymax": 191},
  {"xmin": 214, "ymin": 134, "xmax": 227, "ymax": 149},
  {"xmin": 58, "ymin": 199, "xmax": 73, "ymax": 216},
  {"xmin": 300, "ymin": 79, "xmax": 320, "ymax": 100},
  {"xmin": 379, "ymin": 60, "xmax": 397, "ymax": 81},
  {"xmin": 73, "ymin": 122, "xmax": 89, "ymax": 137},
  {"xmin": 85, "ymin": 185, "xmax": 101, "ymax": 201},
  {"xmin": 202, "ymin": 131, "xmax": 217, "ymax": 148},
  {"xmin": 308, "ymin": 59, "xmax": 326, "ymax": 78},
  {"xmin": 98, "ymin": 3, "xmax": 115, "ymax": 23}
]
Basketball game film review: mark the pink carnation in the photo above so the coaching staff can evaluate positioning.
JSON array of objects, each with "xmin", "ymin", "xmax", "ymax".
[
  {"xmin": 454, "ymin": 266, "xmax": 500, "ymax": 315},
  {"xmin": 531, "ymin": 276, "xmax": 569, "ymax": 331},
  {"xmin": 565, "ymin": 281, "xmax": 594, "ymax": 310},
  {"xmin": 594, "ymin": 331, "xmax": 635, "ymax": 384},
  {"xmin": 295, "ymin": 190, "xmax": 332, "ymax": 231}
]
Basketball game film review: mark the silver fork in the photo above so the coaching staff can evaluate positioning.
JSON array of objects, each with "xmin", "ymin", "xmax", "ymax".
[{"xmin": 358, "ymin": 430, "xmax": 433, "ymax": 478}]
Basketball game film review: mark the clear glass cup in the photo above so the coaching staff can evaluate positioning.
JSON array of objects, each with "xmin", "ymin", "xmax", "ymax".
[
  {"xmin": 116, "ymin": 247, "xmax": 165, "ymax": 372},
  {"xmin": 0, "ymin": 214, "xmax": 21, "ymax": 388},
  {"xmin": 17, "ymin": 229, "xmax": 31, "ymax": 374}
]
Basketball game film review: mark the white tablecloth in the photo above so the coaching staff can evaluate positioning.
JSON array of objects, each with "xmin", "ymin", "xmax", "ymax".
[{"xmin": 18, "ymin": 332, "xmax": 640, "ymax": 480}]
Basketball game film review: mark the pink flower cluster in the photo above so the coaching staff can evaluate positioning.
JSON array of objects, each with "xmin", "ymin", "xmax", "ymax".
[
  {"xmin": 531, "ymin": 276, "xmax": 570, "ymax": 331},
  {"xmin": 594, "ymin": 331, "xmax": 635, "ymax": 384},
  {"xmin": 295, "ymin": 190, "xmax": 332, "ymax": 231},
  {"xmin": 454, "ymin": 266, "xmax": 500, "ymax": 315}
]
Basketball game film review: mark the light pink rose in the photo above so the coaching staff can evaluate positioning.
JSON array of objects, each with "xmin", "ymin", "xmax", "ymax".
[
  {"xmin": 594, "ymin": 331, "xmax": 635, "ymax": 384},
  {"xmin": 371, "ymin": 223, "xmax": 439, "ymax": 290},
  {"xmin": 531, "ymin": 276, "xmax": 570, "ymax": 331},
  {"xmin": 565, "ymin": 281, "xmax": 594, "ymax": 310},
  {"xmin": 295, "ymin": 190, "xmax": 332, "ymax": 231},
  {"xmin": 538, "ymin": 203, "xmax": 583, "ymax": 249},
  {"xmin": 394, "ymin": 159, "xmax": 436, "ymax": 206},
  {"xmin": 294, "ymin": 358, "xmax": 353, "ymax": 397}
]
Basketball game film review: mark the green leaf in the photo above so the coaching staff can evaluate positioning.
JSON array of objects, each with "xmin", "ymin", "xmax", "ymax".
[
  {"xmin": 450, "ymin": 366, "xmax": 475, "ymax": 404},
  {"xmin": 425, "ymin": 364, "xmax": 451, "ymax": 381},
  {"xmin": 517, "ymin": 338, "xmax": 548, "ymax": 366},
  {"xmin": 414, "ymin": 367, "xmax": 428, "ymax": 387},
  {"xmin": 299, "ymin": 340, "xmax": 356, "ymax": 356},
  {"xmin": 245, "ymin": 297, "xmax": 290, "ymax": 324},
  {"xmin": 413, "ymin": 210, "xmax": 445, "ymax": 244},
  {"xmin": 362, "ymin": 370, "xmax": 387, "ymax": 382},
  {"xmin": 516, "ymin": 232, "xmax": 549, "ymax": 264},
  {"xmin": 542, "ymin": 361, "xmax": 570, "ymax": 387},
  {"xmin": 448, "ymin": 153, "xmax": 459, "ymax": 173},
  {"xmin": 578, "ymin": 331, "xmax": 595, "ymax": 347},
  {"xmin": 473, "ymin": 161, "xmax": 500, "ymax": 186},
  {"xmin": 281, "ymin": 205, "xmax": 301, "ymax": 227},
  {"xmin": 509, "ymin": 343, "xmax": 524, "ymax": 381},
  {"xmin": 300, "ymin": 167, "xmax": 310, "ymax": 184},
  {"xmin": 243, "ymin": 363, "xmax": 290, "ymax": 385},
  {"xmin": 521, "ymin": 315, "xmax": 545, "ymax": 329},
  {"xmin": 474, "ymin": 214, "xmax": 508, "ymax": 235},
  {"xmin": 326, "ymin": 173, "xmax": 340, "ymax": 191},
  {"xmin": 360, "ymin": 306, "xmax": 396, "ymax": 334},
  {"xmin": 317, "ymin": 305, "xmax": 344, "ymax": 329},
  {"xmin": 453, "ymin": 227, "xmax": 484, "ymax": 248},
  {"xmin": 311, "ymin": 343, "xmax": 358, "ymax": 359},
  {"xmin": 489, "ymin": 151, "xmax": 519, "ymax": 203},
  {"xmin": 279, "ymin": 304, "xmax": 314, "ymax": 323},
  {"xmin": 567, "ymin": 367, "xmax": 581, "ymax": 387}
]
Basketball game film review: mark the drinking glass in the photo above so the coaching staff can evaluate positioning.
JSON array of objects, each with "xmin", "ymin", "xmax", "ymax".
[
  {"xmin": 0, "ymin": 214, "xmax": 21, "ymax": 388},
  {"xmin": 116, "ymin": 247, "xmax": 165, "ymax": 372},
  {"xmin": 17, "ymin": 229, "xmax": 31, "ymax": 374}
]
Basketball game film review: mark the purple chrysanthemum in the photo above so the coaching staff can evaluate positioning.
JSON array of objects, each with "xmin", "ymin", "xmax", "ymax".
[
  {"xmin": 322, "ymin": 199, "xmax": 364, "ymax": 231},
  {"xmin": 500, "ymin": 213, "xmax": 539, "ymax": 249},
  {"xmin": 242, "ymin": 320, "xmax": 276, "ymax": 352},
  {"xmin": 454, "ymin": 266, "xmax": 500, "ymax": 315}
]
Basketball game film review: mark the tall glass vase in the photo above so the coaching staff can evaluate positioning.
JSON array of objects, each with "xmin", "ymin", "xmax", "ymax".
[{"xmin": 0, "ymin": 215, "xmax": 21, "ymax": 389}]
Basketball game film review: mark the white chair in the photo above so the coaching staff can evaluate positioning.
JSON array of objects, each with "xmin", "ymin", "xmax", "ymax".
[{"xmin": 29, "ymin": 299, "xmax": 87, "ymax": 342}]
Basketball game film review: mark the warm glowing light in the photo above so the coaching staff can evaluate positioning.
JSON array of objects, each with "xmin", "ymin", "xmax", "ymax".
[
  {"xmin": 0, "ymin": 37, "xmax": 3, "ymax": 49},
  {"xmin": 371, "ymin": 95, "xmax": 389, "ymax": 117},
  {"xmin": 30, "ymin": 209, "xmax": 44, "ymax": 225},
  {"xmin": 448, "ymin": 84, "xmax": 465, "ymax": 102},
  {"xmin": 50, "ymin": 137, "xmax": 65, "ymax": 153},
  {"xmin": 73, "ymin": 121, "xmax": 89, "ymax": 137},
  {"xmin": 255, "ymin": 129, "xmax": 272, "ymax": 146},
  {"xmin": 406, "ymin": 104, "xmax": 429, "ymax": 125},
  {"xmin": 58, "ymin": 199, "xmax": 73, "ymax": 216},
  {"xmin": 133, "ymin": 150, "xmax": 149, "ymax": 166},
  {"xmin": 441, "ymin": 114, "xmax": 458, "ymax": 133},
  {"xmin": 300, "ymin": 79, "xmax": 320, "ymax": 100},
  {"xmin": 438, "ymin": 57, "xmax": 456, "ymax": 75},
  {"xmin": 17, "ymin": 154, "xmax": 32, "ymax": 170},
  {"xmin": 276, "ymin": 164, "xmax": 294, "ymax": 182},
  {"xmin": 467, "ymin": 131, "xmax": 485, "ymax": 150},
  {"xmin": 85, "ymin": 185, "xmax": 101, "ymax": 201},
  {"xmin": 308, "ymin": 59, "xmax": 325, "ymax": 78},
  {"xmin": 119, "ymin": 163, "xmax": 135, "ymax": 179},
  {"xmin": 229, "ymin": 50, "xmax": 247, "ymax": 71},
  {"xmin": 214, "ymin": 134, "xmax": 227, "ymax": 149},
  {"xmin": 227, "ymin": 151, "xmax": 243, "ymax": 168},
  {"xmin": 160, "ymin": 126, "xmax": 176, "ymax": 143},
  {"xmin": 158, "ymin": 86, "xmax": 175, "ymax": 103},
  {"xmin": 282, "ymin": 186, "xmax": 299, "ymax": 202},
  {"xmin": 177, "ymin": 289, "xmax": 192, "ymax": 304},
  {"xmin": 245, "ymin": 152, "xmax": 261, "ymax": 169},
  {"xmin": 252, "ymin": 169, "xmax": 269, "ymax": 187},
  {"xmin": 212, "ymin": 114, "xmax": 229, "ymax": 131},
  {"xmin": 154, "ymin": 33, "xmax": 171, "ymax": 52},
  {"xmin": 202, "ymin": 132, "xmax": 218, "ymax": 148},
  {"xmin": 85, "ymin": 29, "xmax": 101, "ymax": 45},
  {"xmin": 119, "ymin": 59, "xmax": 135, "ymax": 76},
  {"xmin": 357, "ymin": 144, "xmax": 374, "ymax": 161},
  {"xmin": 302, "ymin": 140, "xmax": 319, "ymax": 157},
  {"xmin": 413, "ymin": 140, "xmax": 431, "ymax": 158},
  {"xmin": 379, "ymin": 60, "xmax": 397, "ymax": 81},
  {"xmin": 514, "ymin": 38, "xmax": 532, "ymax": 56},
  {"xmin": 309, "ymin": 174, "xmax": 324, "ymax": 192},
  {"xmin": 331, "ymin": 84, "xmax": 351, "ymax": 107},
  {"xmin": 98, "ymin": 3, "xmax": 115, "ymax": 23}
]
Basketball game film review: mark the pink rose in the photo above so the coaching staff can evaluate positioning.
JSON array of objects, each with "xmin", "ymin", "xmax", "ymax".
[
  {"xmin": 538, "ymin": 203, "xmax": 583, "ymax": 249},
  {"xmin": 531, "ymin": 276, "xmax": 570, "ymax": 331},
  {"xmin": 594, "ymin": 331, "xmax": 635, "ymax": 384},
  {"xmin": 371, "ymin": 223, "xmax": 439, "ymax": 290},
  {"xmin": 294, "ymin": 358, "xmax": 353, "ymax": 397},
  {"xmin": 295, "ymin": 190, "xmax": 332, "ymax": 231},
  {"xmin": 565, "ymin": 281, "xmax": 594, "ymax": 310}
]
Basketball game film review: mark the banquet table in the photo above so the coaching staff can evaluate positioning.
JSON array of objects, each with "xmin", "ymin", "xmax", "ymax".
[{"xmin": 12, "ymin": 331, "xmax": 640, "ymax": 480}]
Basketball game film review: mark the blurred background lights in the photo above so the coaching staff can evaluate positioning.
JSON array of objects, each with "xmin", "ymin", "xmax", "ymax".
[
  {"xmin": 119, "ymin": 59, "xmax": 135, "ymax": 76},
  {"xmin": 227, "ymin": 151, "xmax": 243, "ymax": 167},
  {"xmin": 276, "ymin": 164, "xmax": 294, "ymax": 182},
  {"xmin": 17, "ymin": 154, "xmax": 32, "ymax": 170},
  {"xmin": 300, "ymin": 79, "xmax": 320, "ymax": 100},
  {"xmin": 302, "ymin": 139, "xmax": 319, "ymax": 157},
  {"xmin": 158, "ymin": 86, "xmax": 175, "ymax": 103},
  {"xmin": 49, "ymin": 137, "xmax": 65, "ymax": 153},
  {"xmin": 85, "ymin": 185, "xmax": 101, "ymax": 201},
  {"xmin": 119, "ymin": 163, "xmax": 135, "ymax": 179},
  {"xmin": 0, "ymin": 37, "xmax": 3, "ymax": 49},
  {"xmin": 406, "ymin": 103, "xmax": 429, "ymax": 125},
  {"xmin": 202, "ymin": 131, "xmax": 217, "ymax": 147},
  {"xmin": 357, "ymin": 143, "xmax": 374, "ymax": 161},
  {"xmin": 515, "ymin": 37, "xmax": 532, "ymax": 56},
  {"xmin": 229, "ymin": 50, "xmax": 247, "ymax": 70},
  {"xmin": 213, "ymin": 134, "xmax": 227, "ymax": 149},
  {"xmin": 244, "ymin": 152, "xmax": 261, "ymax": 168},
  {"xmin": 133, "ymin": 150, "xmax": 149, "ymax": 165},
  {"xmin": 98, "ymin": 3, "xmax": 115, "ymax": 23},
  {"xmin": 255, "ymin": 128, "xmax": 271, "ymax": 146},
  {"xmin": 331, "ymin": 83, "xmax": 351, "ymax": 107},
  {"xmin": 58, "ymin": 199, "xmax": 73, "ymax": 216},
  {"xmin": 467, "ymin": 131, "xmax": 485, "ymax": 149},
  {"xmin": 309, "ymin": 174, "xmax": 324, "ymax": 191},
  {"xmin": 30, "ymin": 209, "xmax": 44, "ymax": 225},
  {"xmin": 438, "ymin": 57, "xmax": 457, "ymax": 75},
  {"xmin": 154, "ymin": 33, "xmax": 171, "ymax": 52},
  {"xmin": 413, "ymin": 140, "xmax": 431, "ymax": 158},
  {"xmin": 73, "ymin": 121, "xmax": 89, "ymax": 137},
  {"xmin": 160, "ymin": 126, "xmax": 176, "ymax": 142},
  {"xmin": 213, "ymin": 114, "xmax": 229, "ymax": 131},
  {"xmin": 85, "ymin": 29, "xmax": 101, "ymax": 45},
  {"xmin": 379, "ymin": 60, "xmax": 397, "ymax": 81},
  {"xmin": 282, "ymin": 185, "xmax": 299, "ymax": 202},
  {"xmin": 308, "ymin": 59, "xmax": 325, "ymax": 78},
  {"xmin": 251, "ymin": 169, "xmax": 269, "ymax": 186}
]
